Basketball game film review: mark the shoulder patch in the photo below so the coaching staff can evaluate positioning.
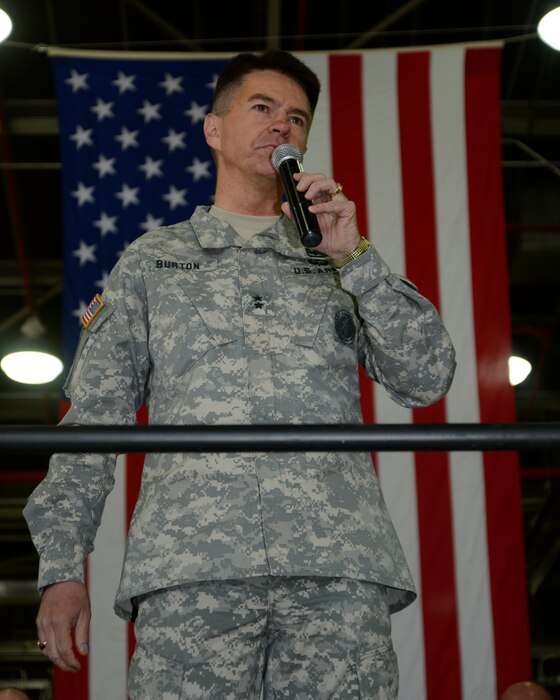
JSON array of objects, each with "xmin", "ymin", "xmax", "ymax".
[{"xmin": 81, "ymin": 294, "xmax": 104, "ymax": 328}]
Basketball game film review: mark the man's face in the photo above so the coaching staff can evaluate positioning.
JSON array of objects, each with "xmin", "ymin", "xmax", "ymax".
[{"xmin": 206, "ymin": 70, "xmax": 312, "ymax": 179}]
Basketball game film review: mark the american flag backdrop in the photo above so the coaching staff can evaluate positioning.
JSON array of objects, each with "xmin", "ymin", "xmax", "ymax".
[{"xmin": 49, "ymin": 44, "xmax": 531, "ymax": 700}]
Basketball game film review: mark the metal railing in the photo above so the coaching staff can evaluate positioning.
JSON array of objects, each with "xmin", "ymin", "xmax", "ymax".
[{"xmin": 0, "ymin": 423, "xmax": 559, "ymax": 454}]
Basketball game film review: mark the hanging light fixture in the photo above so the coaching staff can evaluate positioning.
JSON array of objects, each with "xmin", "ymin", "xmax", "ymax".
[
  {"xmin": 537, "ymin": 6, "xmax": 560, "ymax": 50},
  {"xmin": 0, "ymin": 7, "xmax": 12, "ymax": 43},
  {"xmin": 0, "ymin": 12, "xmax": 64, "ymax": 385},
  {"xmin": 0, "ymin": 315, "xmax": 64, "ymax": 385}
]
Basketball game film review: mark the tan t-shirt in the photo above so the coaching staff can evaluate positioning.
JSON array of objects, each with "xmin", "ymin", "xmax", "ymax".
[{"xmin": 209, "ymin": 205, "xmax": 280, "ymax": 242}]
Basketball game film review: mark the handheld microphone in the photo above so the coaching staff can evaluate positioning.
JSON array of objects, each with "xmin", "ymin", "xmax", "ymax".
[{"xmin": 271, "ymin": 144, "xmax": 323, "ymax": 249}]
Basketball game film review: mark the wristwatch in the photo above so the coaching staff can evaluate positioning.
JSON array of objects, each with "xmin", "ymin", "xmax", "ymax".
[{"xmin": 332, "ymin": 236, "xmax": 371, "ymax": 268}]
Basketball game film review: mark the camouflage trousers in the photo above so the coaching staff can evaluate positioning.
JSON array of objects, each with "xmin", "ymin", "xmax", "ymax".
[{"xmin": 127, "ymin": 576, "xmax": 398, "ymax": 699}]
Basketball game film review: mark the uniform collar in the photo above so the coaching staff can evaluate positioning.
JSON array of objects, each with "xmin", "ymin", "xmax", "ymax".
[{"xmin": 190, "ymin": 205, "xmax": 321, "ymax": 261}]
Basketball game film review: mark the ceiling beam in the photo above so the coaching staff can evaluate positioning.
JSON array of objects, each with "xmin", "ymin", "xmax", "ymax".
[
  {"xmin": 347, "ymin": 0, "xmax": 428, "ymax": 49},
  {"xmin": 125, "ymin": 0, "xmax": 202, "ymax": 50}
]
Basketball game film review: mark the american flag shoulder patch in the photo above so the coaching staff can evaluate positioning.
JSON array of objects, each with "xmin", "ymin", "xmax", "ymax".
[{"xmin": 81, "ymin": 293, "xmax": 104, "ymax": 328}]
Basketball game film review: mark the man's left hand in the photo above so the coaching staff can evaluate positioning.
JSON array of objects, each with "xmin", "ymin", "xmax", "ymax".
[{"xmin": 280, "ymin": 171, "xmax": 362, "ymax": 260}]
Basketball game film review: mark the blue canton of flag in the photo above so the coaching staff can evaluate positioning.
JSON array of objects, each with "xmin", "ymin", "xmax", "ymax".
[{"xmin": 51, "ymin": 53, "xmax": 229, "ymax": 367}]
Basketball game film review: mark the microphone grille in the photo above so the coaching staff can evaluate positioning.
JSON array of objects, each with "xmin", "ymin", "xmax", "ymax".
[{"xmin": 271, "ymin": 144, "xmax": 303, "ymax": 172}]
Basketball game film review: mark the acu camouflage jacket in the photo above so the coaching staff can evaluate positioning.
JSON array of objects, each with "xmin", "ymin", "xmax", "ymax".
[{"xmin": 24, "ymin": 206, "xmax": 456, "ymax": 620}]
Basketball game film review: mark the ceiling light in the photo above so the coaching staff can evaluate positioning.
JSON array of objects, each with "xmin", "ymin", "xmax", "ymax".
[
  {"xmin": 537, "ymin": 6, "xmax": 560, "ymax": 50},
  {"xmin": 1, "ymin": 351, "xmax": 63, "ymax": 384},
  {"xmin": 0, "ymin": 315, "xmax": 64, "ymax": 384},
  {"xmin": 508, "ymin": 356, "xmax": 532, "ymax": 386},
  {"xmin": 0, "ymin": 8, "xmax": 12, "ymax": 43}
]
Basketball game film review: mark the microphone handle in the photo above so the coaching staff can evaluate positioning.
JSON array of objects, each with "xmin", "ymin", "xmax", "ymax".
[{"xmin": 279, "ymin": 159, "xmax": 323, "ymax": 249}]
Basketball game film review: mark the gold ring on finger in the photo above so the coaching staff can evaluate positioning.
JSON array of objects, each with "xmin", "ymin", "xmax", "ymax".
[{"xmin": 332, "ymin": 182, "xmax": 343, "ymax": 196}]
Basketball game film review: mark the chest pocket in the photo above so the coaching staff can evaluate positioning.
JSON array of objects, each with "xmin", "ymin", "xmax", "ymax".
[
  {"xmin": 292, "ymin": 283, "xmax": 360, "ymax": 368},
  {"xmin": 149, "ymin": 273, "xmax": 239, "ymax": 381}
]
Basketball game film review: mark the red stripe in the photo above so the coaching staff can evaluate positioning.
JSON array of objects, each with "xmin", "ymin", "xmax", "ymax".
[
  {"xmin": 397, "ymin": 50, "xmax": 462, "ymax": 698},
  {"xmin": 464, "ymin": 47, "xmax": 531, "ymax": 694},
  {"xmin": 328, "ymin": 54, "xmax": 377, "ymax": 476},
  {"xmin": 328, "ymin": 55, "xmax": 369, "ymax": 238},
  {"xmin": 328, "ymin": 53, "xmax": 375, "ymax": 431},
  {"xmin": 125, "ymin": 405, "xmax": 149, "ymax": 663}
]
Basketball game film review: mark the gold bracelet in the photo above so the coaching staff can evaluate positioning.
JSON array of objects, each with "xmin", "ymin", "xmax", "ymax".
[{"xmin": 332, "ymin": 236, "xmax": 371, "ymax": 268}]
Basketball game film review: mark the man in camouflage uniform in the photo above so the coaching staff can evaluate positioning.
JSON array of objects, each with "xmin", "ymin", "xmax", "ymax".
[{"xmin": 24, "ymin": 50, "xmax": 456, "ymax": 698}]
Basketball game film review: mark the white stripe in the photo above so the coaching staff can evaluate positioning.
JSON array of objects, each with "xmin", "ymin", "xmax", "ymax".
[
  {"xmin": 89, "ymin": 456, "xmax": 128, "ymax": 700},
  {"xmin": 294, "ymin": 52, "xmax": 332, "ymax": 177},
  {"xmin": 431, "ymin": 46, "xmax": 497, "ymax": 700},
  {"xmin": 362, "ymin": 51, "xmax": 426, "ymax": 700},
  {"xmin": 361, "ymin": 52, "xmax": 405, "ymax": 272}
]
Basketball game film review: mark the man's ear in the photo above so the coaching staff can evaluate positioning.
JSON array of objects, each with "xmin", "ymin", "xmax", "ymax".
[{"xmin": 204, "ymin": 113, "xmax": 221, "ymax": 149}]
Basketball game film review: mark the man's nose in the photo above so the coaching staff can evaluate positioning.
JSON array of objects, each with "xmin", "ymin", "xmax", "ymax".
[{"xmin": 270, "ymin": 117, "xmax": 290, "ymax": 135}]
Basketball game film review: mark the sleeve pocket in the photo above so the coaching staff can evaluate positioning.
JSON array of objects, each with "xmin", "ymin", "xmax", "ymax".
[
  {"xmin": 127, "ymin": 644, "xmax": 184, "ymax": 700},
  {"xmin": 356, "ymin": 642, "xmax": 399, "ymax": 699},
  {"xmin": 63, "ymin": 304, "xmax": 115, "ymax": 397}
]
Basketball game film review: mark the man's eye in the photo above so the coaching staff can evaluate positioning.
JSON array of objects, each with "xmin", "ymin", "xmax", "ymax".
[
  {"xmin": 290, "ymin": 116, "xmax": 304, "ymax": 127},
  {"xmin": 254, "ymin": 103, "xmax": 268, "ymax": 112}
]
